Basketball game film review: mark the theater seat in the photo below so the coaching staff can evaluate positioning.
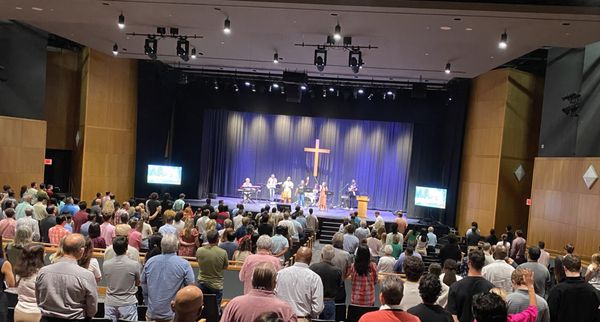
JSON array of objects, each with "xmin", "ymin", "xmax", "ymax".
[
  {"xmin": 95, "ymin": 302, "xmax": 105, "ymax": 318},
  {"xmin": 137, "ymin": 305, "xmax": 148, "ymax": 319},
  {"xmin": 200, "ymin": 294, "xmax": 219, "ymax": 322},
  {"xmin": 346, "ymin": 304, "xmax": 378, "ymax": 322},
  {"xmin": 335, "ymin": 303, "xmax": 346, "ymax": 322}
]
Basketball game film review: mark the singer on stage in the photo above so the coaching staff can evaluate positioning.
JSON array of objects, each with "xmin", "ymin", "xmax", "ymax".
[
  {"xmin": 348, "ymin": 179, "xmax": 358, "ymax": 209},
  {"xmin": 266, "ymin": 174, "xmax": 278, "ymax": 201},
  {"xmin": 319, "ymin": 182, "xmax": 328, "ymax": 211},
  {"xmin": 296, "ymin": 179, "xmax": 306, "ymax": 207},
  {"xmin": 281, "ymin": 177, "xmax": 294, "ymax": 203},
  {"xmin": 240, "ymin": 178, "xmax": 254, "ymax": 202}
]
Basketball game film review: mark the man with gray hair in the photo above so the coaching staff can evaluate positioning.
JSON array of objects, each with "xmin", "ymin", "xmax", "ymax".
[
  {"xmin": 16, "ymin": 208, "xmax": 40, "ymax": 241},
  {"xmin": 15, "ymin": 195, "xmax": 33, "ymax": 220},
  {"xmin": 141, "ymin": 233, "xmax": 195, "ymax": 321},
  {"xmin": 239, "ymin": 235, "xmax": 282, "ymax": 294},
  {"xmin": 331, "ymin": 232, "xmax": 352, "ymax": 304},
  {"xmin": 355, "ymin": 220, "xmax": 370, "ymax": 241},
  {"xmin": 310, "ymin": 245, "xmax": 343, "ymax": 320},
  {"xmin": 358, "ymin": 275, "xmax": 420, "ymax": 322}
]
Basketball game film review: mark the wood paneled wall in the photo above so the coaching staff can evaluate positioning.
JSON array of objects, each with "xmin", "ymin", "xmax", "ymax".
[
  {"xmin": 0, "ymin": 116, "xmax": 47, "ymax": 190},
  {"xmin": 457, "ymin": 69, "xmax": 543, "ymax": 235},
  {"xmin": 528, "ymin": 158, "xmax": 600, "ymax": 260},
  {"xmin": 44, "ymin": 50, "xmax": 80, "ymax": 150},
  {"xmin": 75, "ymin": 48, "xmax": 137, "ymax": 201}
]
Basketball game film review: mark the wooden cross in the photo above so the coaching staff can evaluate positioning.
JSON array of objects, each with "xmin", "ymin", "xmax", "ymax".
[{"xmin": 304, "ymin": 139, "xmax": 330, "ymax": 177}]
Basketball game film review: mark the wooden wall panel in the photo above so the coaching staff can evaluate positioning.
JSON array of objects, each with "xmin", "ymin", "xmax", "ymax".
[
  {"xmin": 458, "ymin": 69, "xmax": 542, "ymax": 236},
  {"xmin": 528, "ymin": 157, "xmax": 600, "ymax": 260},
  {"xmin": 0, "ymin": 116, "xmax": 47, "ymax": 191},
  {"xmin": 76, "ymin": 49, "xmax": 137, "ymax": 202},
  {"xmin": 44, "ymin": 51, "xmax": 80, "ymax": 150}
]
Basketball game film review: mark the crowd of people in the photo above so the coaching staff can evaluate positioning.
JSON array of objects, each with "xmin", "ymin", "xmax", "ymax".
[{"xmin": 1, "ymin": 184, "xmax": 600, "ymax": 322}]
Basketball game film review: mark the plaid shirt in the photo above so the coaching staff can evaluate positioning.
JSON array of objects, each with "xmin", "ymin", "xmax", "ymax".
[
  {"xmin": 48, "ymin": 225, "xmax": 70, "ymax": 245},
  {"xmin": 350, "ymin": 262, "xmax": 378, "ymax": 306}
]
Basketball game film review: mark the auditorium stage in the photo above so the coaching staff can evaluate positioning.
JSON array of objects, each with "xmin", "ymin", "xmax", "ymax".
[{"xmin": 187, "ymin": 196, "xmax": 419, "ymax": 224}]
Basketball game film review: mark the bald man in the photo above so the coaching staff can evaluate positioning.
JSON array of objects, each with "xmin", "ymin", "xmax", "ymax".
[
  {"xmin": 275, "ymin": 247, "xmax": 324, "ymax": 321},
  {"xmin": 36, "ymin": 233, "xmax": 98, "ymax": 321},
  {"xmin": 171, "ymin": 285, "xmax": 204, "ymax": 322}
]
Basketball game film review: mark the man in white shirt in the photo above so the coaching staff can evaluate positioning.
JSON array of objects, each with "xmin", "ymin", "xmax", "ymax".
[
  {"xmin": 481, "ymin": 245, "xmax": 515, "ymax": 293},
  {"xmin": 370, "ymin": 211, "xmax": 385, "ymax": 232},
  {"xmin": 276, "ymin": 247, "xmax": 324, "ymax": 320},
  {"xmin": 278, "ymin": 212, "xmax": 297, "ymax": 241},
  {"xmin": 399, "ymin": 256, "xmax": 425, "ymax": 310},
  {"xmin": 16, "ymin": 208, "xmax": 40, "ymax": 241}
]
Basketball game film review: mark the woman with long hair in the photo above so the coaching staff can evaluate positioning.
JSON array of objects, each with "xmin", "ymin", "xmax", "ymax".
[
  {"xmin": 440, "ymin": 259, "xmax": 462, "ymax": 287},
  {"xmin": 5, "ymin": 226, "xmax": 32, "ymax": 271},
  {"xmin": 0, "ymin": 236, "xmax": 15, "ymax": 322},
  {"xmin": 128, "ymin": 218, "xmax": 143, "ymax": 251},
  {"xmin": 233, "ymin": 237, "xmax": 252, "ymax": 263},
  {"xmin": 88, "ymin": 222, "xmax": 106, "ymax": 249},
  {"xmin": 350, "ymin": 245, "xmax": 378, "ymax": 306},
  {"xmin": 415, "ymin": 228, "xmax": 428, "ymax": 256},
  {"xmin": 385, "ymin": 223, "xmax": 402, "ymax": 246},
  {"xmin": 585, "ymin": 253, "xmax": 600, "ymax": 291},
  {"xmin": 78, "ymin": 236, "xmax": 102, "ymax": 283},
  {"xmin": 13, "ymin": 244, "xmax": 44, "ymax": 322},
  {"xmin": 178, "ymin": 218, "xmax": 199, "ymax": 257}
]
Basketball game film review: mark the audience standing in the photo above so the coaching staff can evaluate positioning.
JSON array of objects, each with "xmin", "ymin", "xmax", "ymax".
[
  {"xmin": 141, "ymin": 234, "xmax": 195, "ymax": 321},
  {"xmin": 239, "ymin": 235, "xmax": 282, "ymax": 294},
  {"xmin": 446, "ymin": 250, "xmax": 494, "ymax": 322},
  {"xmin": 103, "ymin": 236, "xmax": 141, "ymax": 322},
  {"xmin": 195, "ymin": 230, "xmax": 229, "ymax": 310},
  {"xmin": 16, "ymin": 208, "xmax": 40, "ymax": 241},
  {"xmin": 399, "ymin": 256, "xmax": 426, "ymax": 310},
  {"xmin": 276, "ymin": 247, "xmax": 324, "ymax": 321},
  {"xmin": 48, "ymin": 215, "xmax": 71, "ymax": 245},
  {"xmin": 36, "ymin": 234, "xmax": 98, "ymax": 320},
  {"xmin": 358, "ymin": 275, "xmax": 420, "ymax": 322},
  {"xmin": 510, "ymin": 230, "xmax": 527, "ymax": 265},
  {"xmin": 517, "ymin": 246, "xmax": 551, "ymax": 297},
  {"xmin": 350, "ymin": 245, "xmax": 378, "ymax": 306},
  {"xmin": 0, "ymin": 238, "xmax": 15, "ymax": 322},
  {"xmin": 0, "ymin": 208, "xmax": 17, "ymax": 239},
  {"xmin": 482, "ymin": 245, "xmax": 515, "ymax": 294},
  {"xmin": 309, "ymin": 245, "xmax": 342, "ymax": 321},
  {"xmin": 507, "ymin": 268, "xmax": 550, "ymax": 322},
  {"xmin": 172, "ymin": 285, "xmax": 204, "ymax": 322},
  {"xmin": 408, "ymin": 273, "xmax": 453, "ymax": 322},
  {"xmin": 585, "ymin": 252, "xmax": 600, "ymax": 291},
  {"xmin": 377, "ymin": 245, "xmax": 396, "ymax": 273},
  {"xmin": 13, "ymin": 244, "xmax": 44, "ymax": 322}
]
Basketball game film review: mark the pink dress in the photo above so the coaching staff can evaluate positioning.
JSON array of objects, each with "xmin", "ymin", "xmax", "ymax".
[{"xmin": 178, "ymin": 228, "xmax": 199, "ymax": 257}]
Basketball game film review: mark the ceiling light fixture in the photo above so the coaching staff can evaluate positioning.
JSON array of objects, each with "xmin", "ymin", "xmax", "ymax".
[
  {"xmin": 176, "ymin": 37, "xmax": 190, "ymax": 61},
  {"xmin": 223, "ymin": 18, "xmax": 231, "ymax": 34},
  {"xmin": 333, "ymin": 23, "xmax": 342, "ymax": 41},
  {"xmin": 498, "ymin": 31, "xmax": 508, "ymax": 49},
  {"xmin": 348, "ymin": 48, "xmax": 363, "ymax": 74},
  {"xmin": 314, "ymin": 46, "xmax": 327, "ymax": 72},
  {"xmin": 273, "ymin": 52, "xmax": 279, "ymax": 64},
  {"xmin": 251, "ymin": 84, "xmax": 256, "ymax": 92},
  {"xmin": 112, "ymin": 43, "xmax": 118, "ymax": 56},
  {"xmin": 300, "ymin": 85, "xmax": 307, "ymax": 90},
  {"xmin": 272, "ymin": 83, "xmax": 279, "ymax": 89},
  {"xmin": 329, "ymin": 87, "xmax": 335, "ymax": 92},
  {"xmin": 144, "ymin": 36, "xmax": 158, "ymax": 60},
  {"xmin": 191, "ymin": 48, "xmax": 197, "ymax": 59},
  {"xmin": 244, "ymin": 81, "xmax": 251, "ymax": 86},
  {"xmin": 445, "ymin": 62, "xmax": 451, "ymax": 74},
  {"xmin": 357, "ymin": 88, "xmax": 364, "ymax": 95},
  {"xmin": 214, "ymin": 81, "xmax": 219, "ymax": 90},
  {"xmin": 118, "ymin": 12, "xmax": 125, "ymax": 29}
]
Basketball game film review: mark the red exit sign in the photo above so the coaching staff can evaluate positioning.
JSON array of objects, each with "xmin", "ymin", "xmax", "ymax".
[{"xmin": 44, "ymin": 159, "xmax": 52, "ymax": 165}]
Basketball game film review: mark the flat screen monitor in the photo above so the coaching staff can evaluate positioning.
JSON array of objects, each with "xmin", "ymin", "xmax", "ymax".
[
  {"xmin": 147, "ymin": 164, "xmax": 182, "ymax": 185},
  {"xmin": 415, "ymin": 186, "xmax": 447, "ymax": 209}
]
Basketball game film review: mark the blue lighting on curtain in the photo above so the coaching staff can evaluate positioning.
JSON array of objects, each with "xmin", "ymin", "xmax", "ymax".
[{"xmin": 198, "ymin": 109, "xmax": 413, "ymax": 211}]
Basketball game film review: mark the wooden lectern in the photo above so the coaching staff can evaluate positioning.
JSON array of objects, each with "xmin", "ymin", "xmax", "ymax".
[{"xmin": 357, "ymin": 196, "xmax": 369, "ymax": 218}]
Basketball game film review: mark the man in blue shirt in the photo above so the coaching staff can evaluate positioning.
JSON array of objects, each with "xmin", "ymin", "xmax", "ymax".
[
  {"xmin": 158, "ymin": 216, "xmax": 177, "ymax": 235},
  {"xmin": 141, "ymin": 234, "xmax": 195, "ymax": 321},
  {"xmin": 61, "ymin": 197, "xmax": 79, "ymax": 216},
  {"xmin": 394, "ymin": 246, "xmax": 422, "ymax": 273}
]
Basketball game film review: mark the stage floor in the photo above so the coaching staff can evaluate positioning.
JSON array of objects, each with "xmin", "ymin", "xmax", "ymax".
[{"xmin": 188, "ymin": 196, "xmax": 419, "ymax": 224}]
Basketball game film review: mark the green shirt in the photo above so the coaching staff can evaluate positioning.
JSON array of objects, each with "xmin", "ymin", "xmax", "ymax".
[
  {"xmin": 391, "ymin": 243, "xmax": 403, "ymax": 259},
  {"xmin": 195, "ymin": 245, "xmax": 228, "ymax": 290}
]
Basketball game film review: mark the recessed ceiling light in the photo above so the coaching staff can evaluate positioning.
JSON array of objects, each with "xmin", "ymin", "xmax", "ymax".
[
  {"xmin": 490, "ymin": 56, "xmax": 494, "ymax": 59},
  {"xmin": 330, "ymin": 13, "xmax": 338, "ymax": 16},
  {"xmin": 32, "ymin": 7, "xmax": 43, "ymax": 11},
  {"xmin": 15, "ymin": 6, "xmax": 22, "ymax": 10},
  {"xmin": 440, "ymin": 26, "xmax": 452, "ymax": 31},
  {"xmin": 465, "ymin": 27, "xmax": 473, "ymax": 31},
  {"xmin": 425, "ymin": 53, "xmax": 430, "ymax": 56},
  {"xmin": 102, "ymin": 2, "xmax": 110, "ymax": 6},
  {"xmin": 562, "ymin": 22, "xmax": 571, "ymax": 26},
  {"xmin": 454, "ymin": 18, "xmax": 462, "ymax": 21},
  {"xmin": 426, "ymin": 26, "xmax": 430, "ymax": 30}
]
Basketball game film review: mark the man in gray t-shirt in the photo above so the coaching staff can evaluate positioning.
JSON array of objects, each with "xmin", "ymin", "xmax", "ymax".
[
  {"xmin": 518, "ymin": 246, "xmax": 551, "ymax": 297},
  {"xmin": 507, "ymin": 268, "xmax": 550, "ymax": 322},
  {"xmin": 103, "ymin": 236, "xmax": 141, "ymax": 321}
]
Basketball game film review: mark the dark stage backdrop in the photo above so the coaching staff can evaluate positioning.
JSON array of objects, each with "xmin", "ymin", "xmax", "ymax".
[{"xmin": 199, "ymin": 110, "xmax": 413, "ymax": 210}]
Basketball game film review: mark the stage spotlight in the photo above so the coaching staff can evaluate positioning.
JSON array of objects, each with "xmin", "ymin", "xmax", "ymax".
[
  {"xmin": 251, "ymin": 84, "xmax": 256, "ymax": 92},
  {"xmin": 281, "ymin": 86, "xmax": 285, "ymax": 94},
  {"xmin": 273, "ymin": 52, "xmax": 279, "ymax": 64},
  {"xmin": 272, "ymin": 83, "xmax": 279, "ymax": 89},
  {"xmin": 329, "ymin": 87, "xmax": 335, "ymax": 92},
  {"xmin": 213, "ymin": 81, "xmax": 219, "ymax": 90},
  {"xmin": 386, "ymin": 90, "xmax": 393, "ymax": 96},
  {"xmin": 444, "ymin": 62, "xmax": 451, "ymax": 74},
  {"xmin": 314, "ymin": 46, "xmax": 327, "ymax": 72},
  {"xmin": 191, "ymin": 48, "xmax": 197, "ymax": 59},
  {"xmin": 244, "ymin": 81, "xmax": 251, "ymax": 86},
  {"xmin": 223, "ymin": 17, "xmax": 231, "ymax": 34},
  {"xmin": 357, "ymin": 88, "xmax": 364, "ymax": 94},
  {"xmin": 112, "ymin": 43, "xmax": 118, "ymax": 56},
  {"xmin": 144, "ymin": 36, "xmax": 158, "ymax": 60},
  {"xmin": 233, "ymin": 84, "xmax": 239, "ymax": 92},
  {"xmin": 348, "ymin": 49, "xmax": 363, "ymax": 74},
  {"xmin": 499, "ymin": 31, "xmax": 508, "ymax": 49},
  {"xmin": 117, "ymin": 13, "xmax": 125, "ymax": 29},
  {"xmin": 300, "ymin": 85, "xmax": 307, "ymax": 91},
  {"xmin": 333, "ymin": 23, "xmax": 341, "ymax": 41},
  {"xmin": 367, "ymin": 93, "xmax": 374, "ymax": 101},
  {"xmin": 176, "ymin": 37, "xmax": 190, "ymax": 61},
  {"xmin": 322, "ymin": 89, "xmax": 327, "ymax": 97}
]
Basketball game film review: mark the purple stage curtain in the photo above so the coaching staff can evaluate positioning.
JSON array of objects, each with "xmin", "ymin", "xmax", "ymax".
[{"xmin": 198, "ymin": 109, "xmax": 413, "ymax": 211}]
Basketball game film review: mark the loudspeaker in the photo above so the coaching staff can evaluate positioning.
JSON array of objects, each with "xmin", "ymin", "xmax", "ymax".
[{"xmin": 277, "ymin": 203, "xmax": 292, "ymax": 213}]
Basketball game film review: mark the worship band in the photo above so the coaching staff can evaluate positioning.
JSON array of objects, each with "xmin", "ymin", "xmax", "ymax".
[{"xmin": 239, "ymin": 176, "xmax": 360, "ymax": 211}]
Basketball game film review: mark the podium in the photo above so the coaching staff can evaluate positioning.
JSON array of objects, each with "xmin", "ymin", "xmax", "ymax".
[{"xmin": 357, "ymin": 195, "xmax": 369, "ymax": 218}]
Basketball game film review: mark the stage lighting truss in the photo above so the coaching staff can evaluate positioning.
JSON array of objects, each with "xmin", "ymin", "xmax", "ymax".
[
  {"xmin": 296, "ymin": 39, "xmax": 376, "ymax": 73},
  {"xmin": 128, "ymin": 27, "xmax": 203, "ymax": 61}
]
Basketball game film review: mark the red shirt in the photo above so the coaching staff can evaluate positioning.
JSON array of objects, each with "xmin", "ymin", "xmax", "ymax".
[
  {"xmin": 48, "ymin": 224, "xmax": 70, "ymax": 244},
  {"xmin": 72, "ymin": 210, "xmax": 88, "ymax": 233},
  {"xmin": 350, "ymin": 262, "xmax": 378, "ymax": 306},
  {"xmin": 128, "ymin": 229, "xmax": 142, "ymax": 250},
  {"xmin": 359, "ymin": 310, "xmax": 421, "ymax": 322}
]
